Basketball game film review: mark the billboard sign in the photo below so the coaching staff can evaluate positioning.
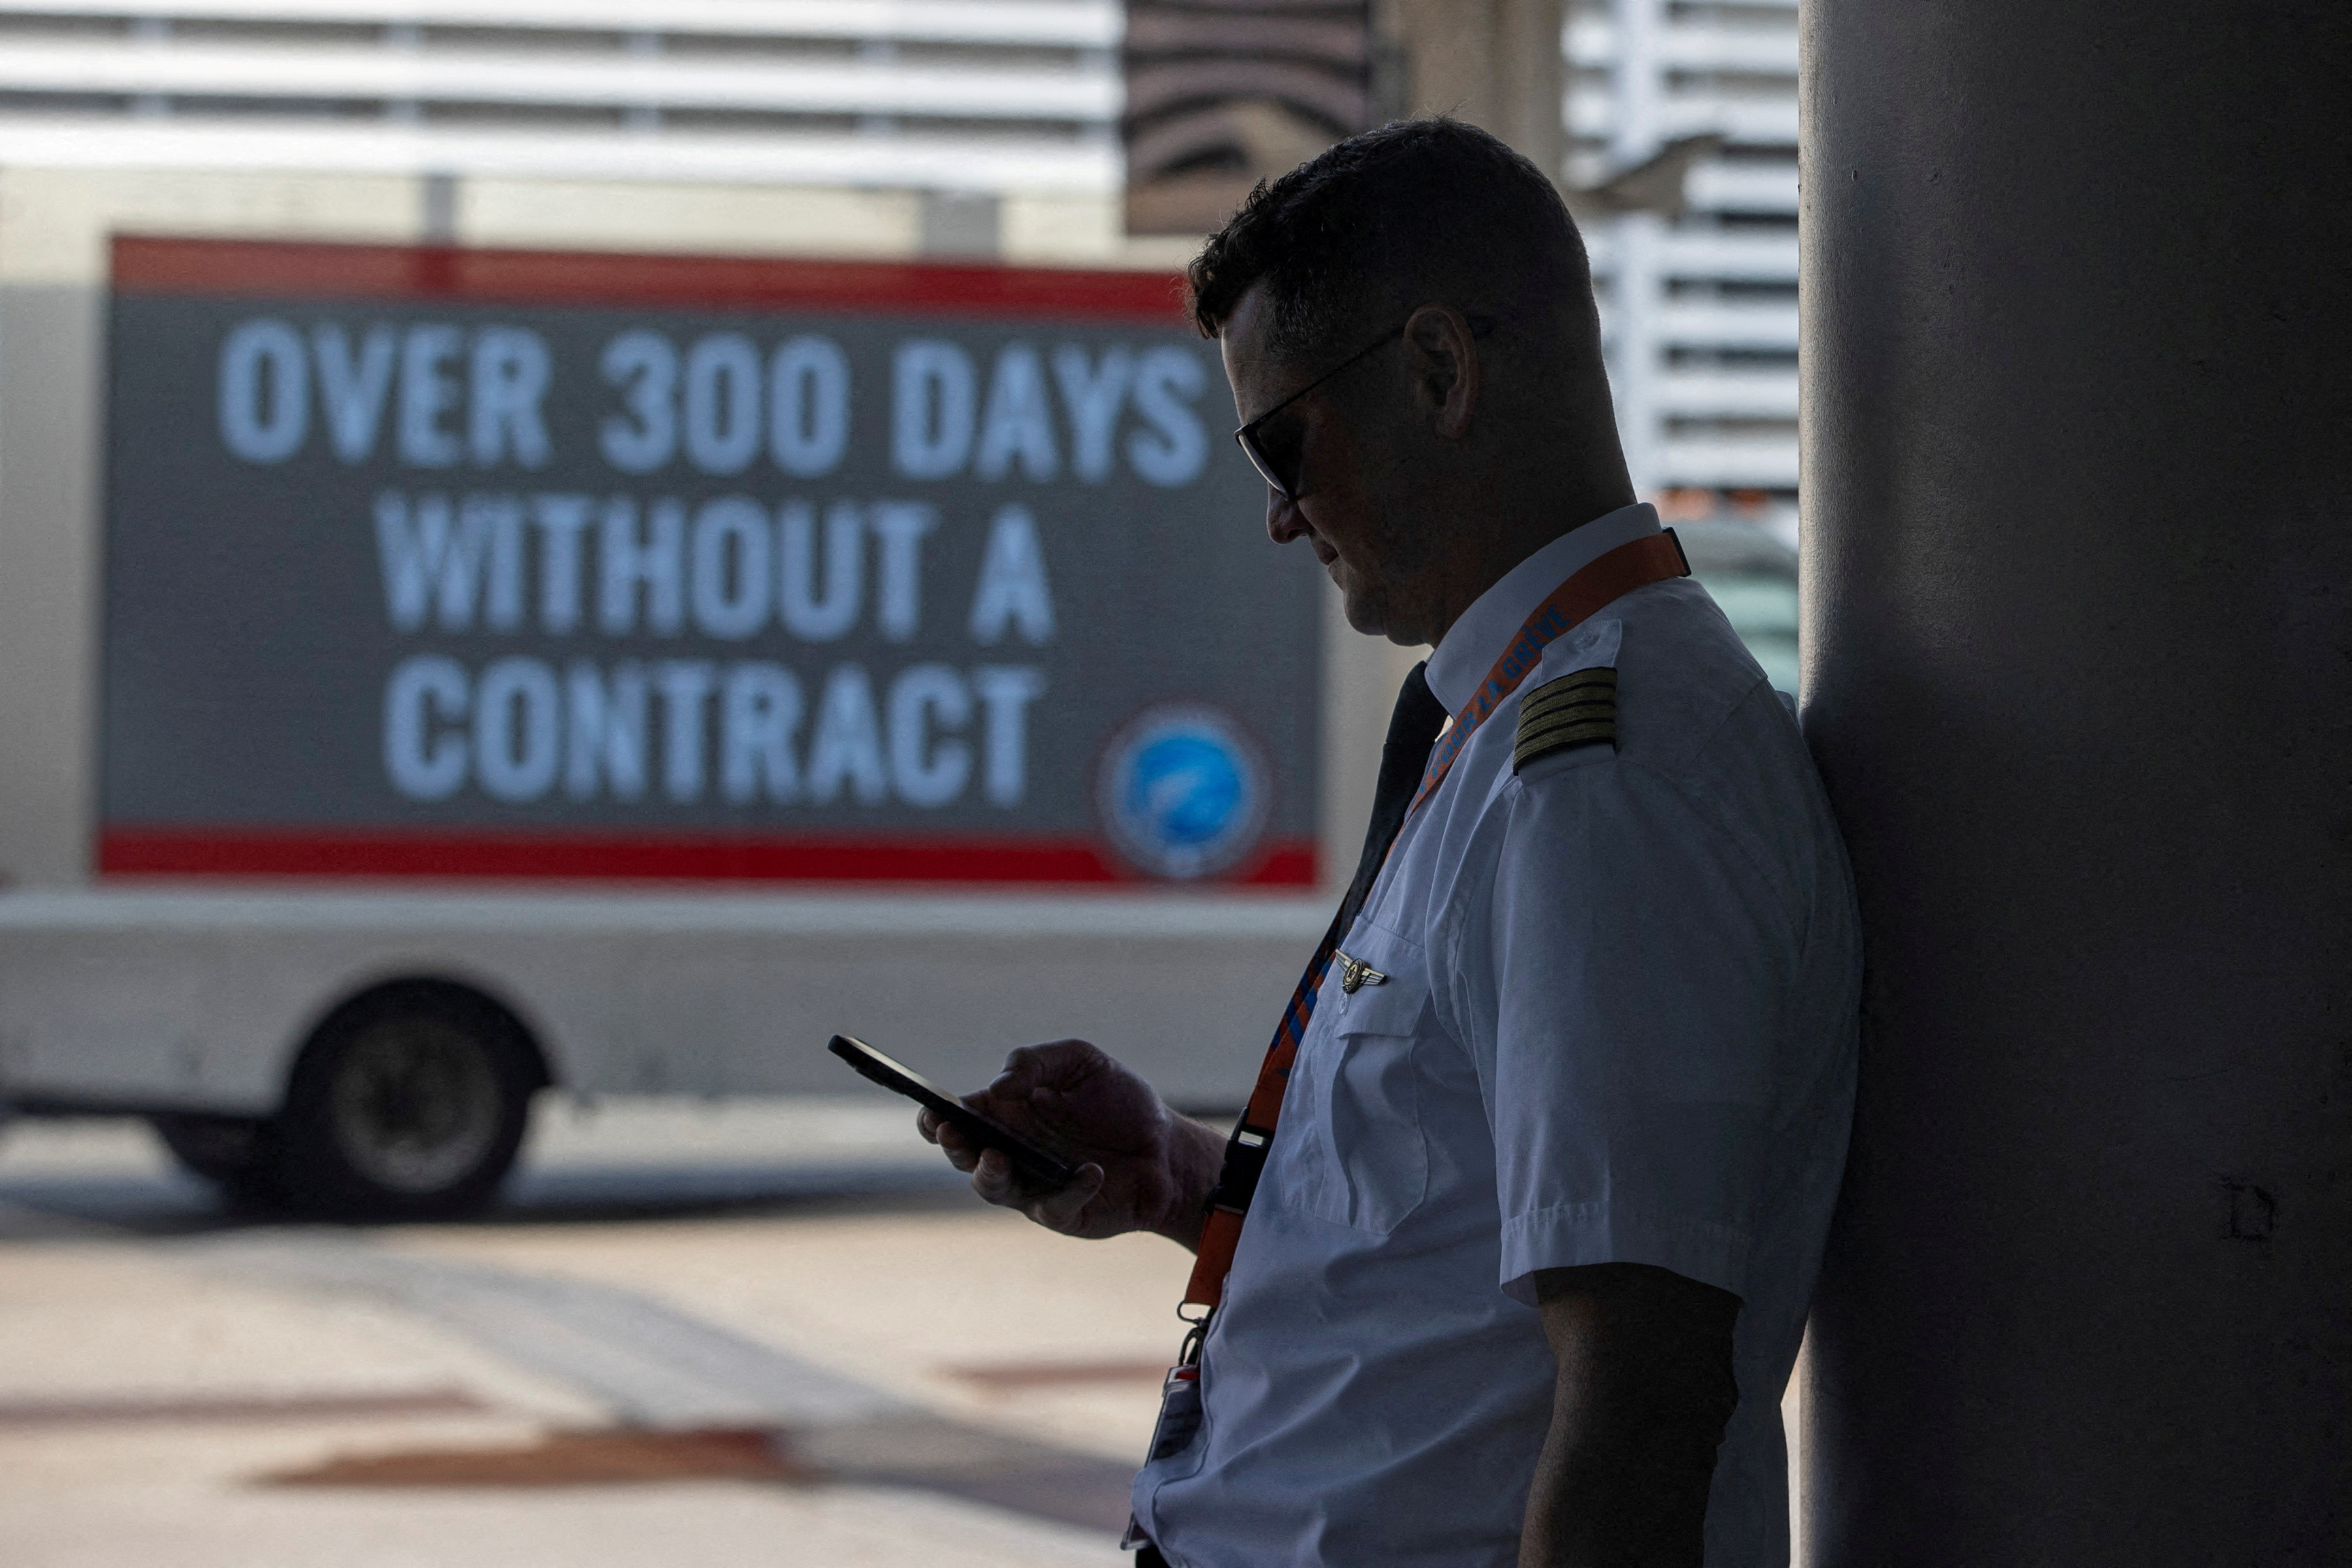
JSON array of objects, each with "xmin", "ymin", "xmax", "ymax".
[{"xmin": 99, "ymin": 238, "xmax": 1320, "ymax": 885}]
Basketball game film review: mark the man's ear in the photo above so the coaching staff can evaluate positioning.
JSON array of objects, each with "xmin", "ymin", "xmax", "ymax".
[{"xmin": 1404, "ymin": 305, "xmax": 1482, "ymax": 441}]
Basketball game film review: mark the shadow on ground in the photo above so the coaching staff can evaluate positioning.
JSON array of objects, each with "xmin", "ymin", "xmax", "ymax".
[{"xmin": 0, "ymin": 1157, "xmax": 979, "ymax": 1240}]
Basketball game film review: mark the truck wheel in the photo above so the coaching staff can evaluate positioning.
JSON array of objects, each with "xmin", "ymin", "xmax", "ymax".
[
  {"xmin": 149, "ymin": 1113, "xmax": 269, "ymax": 1185},
  {"xmin": 269, "ymin": 985, "xmax": 538, "ymax": 1220}
]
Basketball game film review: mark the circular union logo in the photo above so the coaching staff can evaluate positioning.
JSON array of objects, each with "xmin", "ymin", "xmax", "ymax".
[{"xmin": 1096, "ymin": 703, "xmax": 1270, "ymax": 881}]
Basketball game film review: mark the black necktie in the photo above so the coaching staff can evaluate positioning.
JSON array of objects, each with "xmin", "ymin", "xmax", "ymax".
[
  {"xmin": 1334, "ymin": 661, "xmax": 1450, "ymax": 940},
  {"xmin": 1197, "ymin": 663, "xmax": 1450, "ymax": 1222}
]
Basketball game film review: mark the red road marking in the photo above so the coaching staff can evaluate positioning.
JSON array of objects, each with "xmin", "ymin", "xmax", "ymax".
[{"xmin": 0, "ymin": 1388, "xmax": 485, "ymax": 1427}]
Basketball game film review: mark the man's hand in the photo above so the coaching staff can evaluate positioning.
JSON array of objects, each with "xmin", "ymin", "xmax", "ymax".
[
  {"xmin": 1519, "ymin": 1262, "xmax": 1742, "ymax": 1568},
  {"xmin": 917, "ymin": 1039, "xmax": 1226, "ymax": 1248}
]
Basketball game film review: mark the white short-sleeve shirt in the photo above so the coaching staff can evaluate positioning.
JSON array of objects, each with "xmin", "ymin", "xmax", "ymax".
[{"xmin": 1132, "ymin": 504, "xmax": 1862, "ymax": 1568}]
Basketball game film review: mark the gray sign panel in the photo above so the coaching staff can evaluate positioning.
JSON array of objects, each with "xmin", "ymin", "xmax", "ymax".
[{"xmin": 101, "ymin": 244, "xmax": 1319, "ymax": 883}]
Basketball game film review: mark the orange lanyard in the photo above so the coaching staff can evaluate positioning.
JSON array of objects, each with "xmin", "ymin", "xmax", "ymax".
[{"xmin": 1179, "ymin": 529, "xmax": 1689, "ymax": 1326}]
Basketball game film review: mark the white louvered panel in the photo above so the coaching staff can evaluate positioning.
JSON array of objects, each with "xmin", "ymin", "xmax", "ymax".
[
  {"xmin": 1685, "ymin": 163, "xmax": 1799, "ymax": 215},
  {"xmin": 1566, "ymin": 18, "xmax": 1797, "ymax": 76},
  {"xmin": 1656, "ymin": 436, "xmax": 1799, "ymax": 491},
  {"xmin": 1657, "ymin": 370, "xmax": 1798, "ymax": 420},
  {"xmin": 0, "ymin": 0, "xmax": 1120, "ymax": 196},
  {"xmin": 1595, "ymin": 301, "xmax": 1799, "ymax": 356},
  {"xmin": 1656, "ymin": 300, "xmax": 1797, "ymax": 352},
  {"xmin": 1659, "ymin": 231, "xmax": 1797, "ymax": 282},
  {"xmin": 1577, "ymin": 0, "xmax": 1800, "ymax": 504},
  {"xmin": 1654, "ymin": 25, "xmax": 1796, "ymax": 74},
  {"xmin": 0, "ymin": 0, "xmax": 1119, "ymax": 48},
  {"xmin": 0, "ymin": 38, "xmax": 1118, "ymax": 120},
  {"xmin": 1587, "ymin": 230, "xmax": 1797, "ymax": 284},
  {"xmin": 0, "ymin": 114, "xmax": 1120, "ymax": 191},
  {"xmin": 1569, "ymin": 92, "xmax": 1798, "ymax": 148}
]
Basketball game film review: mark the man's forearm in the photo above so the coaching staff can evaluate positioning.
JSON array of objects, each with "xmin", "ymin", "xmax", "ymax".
[
  {"xmin": 1518, "ymin": 1264, "xmax": 1740, "ymax": 1567},
  {"xmin": 1522, "ymin": 1415, "xmax": 1639, "ymax": 1568},
  {"xmin": 1518, "ymin": 1390, "xmax": 1723, "ymax": 1567}
]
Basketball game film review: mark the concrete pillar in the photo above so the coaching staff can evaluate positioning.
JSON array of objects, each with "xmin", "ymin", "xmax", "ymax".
[{"xmin": 1799, "ymin": 4, "xmax": 2352, "ymax": 1563}]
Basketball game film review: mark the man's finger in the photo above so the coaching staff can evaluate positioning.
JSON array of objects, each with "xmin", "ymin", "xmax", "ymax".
[
  {"xmin": 989, "ymin": 1049, "xmax": 1045, "ymax": 1096},
  {"xmin": 994, "ymin": 1038, "xmax": 1090, "ymax": 1094},
  {"xmin": 971, "ymin": 1147, "xmax": 1019, "ymax": 1206},
  {"xmin": 916, "ymin": 1108, "xmax": 941, "ymax": 1145},
  {"xmin": 934, "ymin": 1121, "xmax": 982, "ymax": 1173},
  {"xmin": 1024, "ymin": 1164, "xmax": 1105, "ymax": 1232}
]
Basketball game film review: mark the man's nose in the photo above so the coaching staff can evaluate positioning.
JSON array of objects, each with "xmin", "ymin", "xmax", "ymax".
[{"xmin": 1266, "ymin": 487, "xmax": 1305, "ymax": 544}]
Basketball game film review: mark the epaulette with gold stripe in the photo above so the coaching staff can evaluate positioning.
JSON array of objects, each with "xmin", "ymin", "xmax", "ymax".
[{"xmin": 1513, "ymin": 667, "xmax": 1617, "ymax": 772}]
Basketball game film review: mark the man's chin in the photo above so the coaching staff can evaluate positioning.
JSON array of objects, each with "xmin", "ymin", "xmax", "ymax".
[{"xmin": 1339, "ymin": 583, "xmax": 1392, "ymax": 639}]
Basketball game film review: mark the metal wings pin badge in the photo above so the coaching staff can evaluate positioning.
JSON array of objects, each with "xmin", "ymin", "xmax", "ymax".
[{"xmin": 1333, "ymin": 950, "xmax": 1388, "ymax": 994}]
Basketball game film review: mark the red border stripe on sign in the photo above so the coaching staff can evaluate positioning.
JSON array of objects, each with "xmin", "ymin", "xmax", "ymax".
[
  {"xmin": 98, "ymin": 828, "xmax": 1319, "ymax": 887},
  {"xmin": 109, "ymin": 235, "xmax": 1192, "ymax": 323}
]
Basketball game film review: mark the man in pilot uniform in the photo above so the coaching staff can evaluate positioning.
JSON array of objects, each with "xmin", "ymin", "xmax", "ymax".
[{"xmin": 923, "ymin": 119, "xmax": 1860, "ymax": 1568}]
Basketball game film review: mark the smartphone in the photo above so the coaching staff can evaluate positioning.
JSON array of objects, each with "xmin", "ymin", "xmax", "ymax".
[{"xmin": 826, "ymin": 1034, "xmax": 1078, "ymax": 1191}]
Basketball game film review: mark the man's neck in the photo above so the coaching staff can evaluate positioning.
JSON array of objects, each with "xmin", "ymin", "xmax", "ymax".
[{"xmin": 1424, "ymin": 486, "xmax": 1637, "ymax": 648}]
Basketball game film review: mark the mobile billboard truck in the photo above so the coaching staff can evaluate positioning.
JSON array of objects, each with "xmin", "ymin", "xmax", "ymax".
[{"xmin": 0, "ymin": 237, "xmax": 1335, "ymax": 1217}]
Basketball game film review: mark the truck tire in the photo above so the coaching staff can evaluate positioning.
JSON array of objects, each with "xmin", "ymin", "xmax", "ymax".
[
  {"xmin": 148, "ymin": 1113, "xmax": 269, "ymax": 1186},
  {"xmin": 267, "ymin": 984, "xmax": 539, "ymax": 1220}
]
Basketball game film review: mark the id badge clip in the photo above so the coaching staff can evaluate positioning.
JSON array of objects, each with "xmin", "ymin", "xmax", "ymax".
[{"xmin": 1147, "ymin": 1361, "xmax": 1203, "ymax": 1465}]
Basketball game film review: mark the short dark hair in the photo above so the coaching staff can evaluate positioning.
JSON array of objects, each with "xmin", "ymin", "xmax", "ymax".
[{"xmin": 1187, "ymin": 118, "xmax": 1593, "ymax": 363}]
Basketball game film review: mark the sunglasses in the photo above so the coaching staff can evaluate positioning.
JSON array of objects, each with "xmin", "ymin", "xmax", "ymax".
[{"xmin": 1233, "ymin": 314, "xmax": 1497, "ymax": 502}]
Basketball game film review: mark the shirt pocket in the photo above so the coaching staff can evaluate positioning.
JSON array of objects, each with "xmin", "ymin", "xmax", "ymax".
[{"xmin": 1285, "ymin": 937, "xmax": 1433, "ymax": 1236}]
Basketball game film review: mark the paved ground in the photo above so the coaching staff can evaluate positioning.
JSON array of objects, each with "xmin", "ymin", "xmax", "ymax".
[
  {"xmin": 0, "ymin": 1100, "xmax": 1805, "ymax": 1567},
  {"xmin": 0, "ymin": 1100, "xmax": 1177, "ymax": 1567}
]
